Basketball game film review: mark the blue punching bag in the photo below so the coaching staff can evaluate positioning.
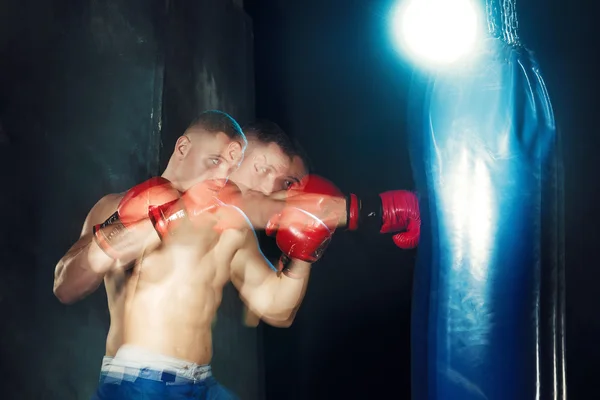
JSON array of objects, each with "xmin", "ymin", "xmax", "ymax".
[{"xmin": 408, "ymin": 1, "xmax": 566, "ymax": 399}]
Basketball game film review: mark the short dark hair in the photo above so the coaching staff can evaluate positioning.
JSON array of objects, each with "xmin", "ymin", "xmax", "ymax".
[
  {"xmin": 290, "ymin": 137, "xmax": 313, "ymax": 174},
  {"xmin": 243, "ymin": 119, "xmax": 313, "ymax": 173},
  {"xmin": 188, "ymin": 110, "xmax": 247, "ymax": 148}
]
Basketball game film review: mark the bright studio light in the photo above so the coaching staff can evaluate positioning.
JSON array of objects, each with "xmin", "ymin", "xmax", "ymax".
[{"xmin": 391, "ymin": 0, "xmax": 482, "ymax": 66}]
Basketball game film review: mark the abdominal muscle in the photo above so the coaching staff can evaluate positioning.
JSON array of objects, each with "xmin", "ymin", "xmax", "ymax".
[
  {"xmin": 121, "ymin": 215, "xmax": 240, "ymax": 365},
  {"xmin": 103, "ymin": 262, "xmax": 221, "ymax": 363}
]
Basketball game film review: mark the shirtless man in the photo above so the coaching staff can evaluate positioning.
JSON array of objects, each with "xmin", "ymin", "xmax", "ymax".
[{"xmin": 54, "ymin": 114, "xmax": 420, "ymax": 399}]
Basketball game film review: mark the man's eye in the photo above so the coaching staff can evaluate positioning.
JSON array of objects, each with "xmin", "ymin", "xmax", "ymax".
[
  {"xmin": 285, "ymin": 180, "xmax": 298, "ymax": 190},
  {"xmin": 211, "ymin": 158, "xmax": 221, "ymax": 166}
]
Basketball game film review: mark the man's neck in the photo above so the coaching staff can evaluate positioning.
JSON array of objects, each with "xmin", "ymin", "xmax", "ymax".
[
  {"xmin": 160, "ymin": 167, "xmax": 186, "ymax": 192},
  {"xmin": 229, "ymin": 180, "xmax": 251, "ymax": 194}
]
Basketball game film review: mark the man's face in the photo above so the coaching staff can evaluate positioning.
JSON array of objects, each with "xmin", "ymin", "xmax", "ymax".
[
  {"xmin": 178, "ymin": 129, "xmax": 244, "ymax": 190},
  {"xmin": 230, "ymin": 142, "xmax": 307, "ymax": 195}
]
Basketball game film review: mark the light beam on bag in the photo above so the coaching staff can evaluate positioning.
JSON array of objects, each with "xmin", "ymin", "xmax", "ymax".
[{"xmin": 390, "ymin": 0, "xmax": 483, "ymax": 66}]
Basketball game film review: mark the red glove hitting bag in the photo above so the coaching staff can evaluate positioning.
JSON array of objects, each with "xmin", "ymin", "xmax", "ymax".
[
  {"xmin": 93, "ymin": 177, "xmax": 181, "ymax": 260},
  {"xmin": 345, "ymin": 190, "xmax": 420, "ymax": 249}
]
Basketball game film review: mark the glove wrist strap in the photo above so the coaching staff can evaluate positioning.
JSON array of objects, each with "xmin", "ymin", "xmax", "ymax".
[
  {"xmin": 357, "ymin": 194, "xmax": 383, "ymax": 234},
  {"xmin": 346, "ymin": 193, "xmax": 359, "ymax": 231},
  {"xmin": 148, "ymin": 199, "xmax": 183, "ymax": 240},
  {"xmin": 93, "ymin": 212, "xmax": 127, "ymax": 260},
  {"xmin": 282, "ymin": 256, "xmax": 312, "ymax": 280}
]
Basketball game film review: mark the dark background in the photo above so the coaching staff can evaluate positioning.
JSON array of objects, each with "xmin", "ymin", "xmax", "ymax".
[
  {"xmin": 247, "ymin": 0, "xmax": 599, "ymax": 398},
  {"xmin": 0, "ymin": 0, "xmax": 598, "ymax": 399}
]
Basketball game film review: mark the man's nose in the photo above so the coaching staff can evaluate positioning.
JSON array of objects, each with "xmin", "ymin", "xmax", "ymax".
[
  {"xmin": 258, "ymin": 179, "xmax": 276, "ymax": 195},
  {"xmin": 212, "ymin": 165, "xmax": 230, "ymax": 181},
  {"xmin": 226, "ymin": 158, "xmax": 243, "ymax": 175}
]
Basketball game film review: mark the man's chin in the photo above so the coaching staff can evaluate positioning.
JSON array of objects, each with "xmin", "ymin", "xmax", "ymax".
[
  {"xmin": 229, "ymin": 180, "xmax": 251, "ymax": 192},
  {"xmin": 207, "ymin": 178, "xmax": 229, "ymax": 191}
]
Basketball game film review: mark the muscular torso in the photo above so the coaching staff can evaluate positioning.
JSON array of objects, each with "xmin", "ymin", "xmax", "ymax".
[{"xmin": 101, "ymin": 197, "xmax": 247, "ymax": 364}]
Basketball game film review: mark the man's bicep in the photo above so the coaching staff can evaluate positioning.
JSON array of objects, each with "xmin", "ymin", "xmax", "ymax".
[
  {"xmin": 231, "ymin": 231, "xmax": 277, "ymax": 314},
  {"xmin": 62, "ymin": 194, "xmax": 120, "ymax": 260},
  {"xmin": 79, "ymin": 208, "xmax": 98, "ymax": 239},
  {"xmin": 54, "ymin": 193, "xmax": 121, "ymax": 301},
  {"xmin": 233, "ymin": 190, "xmax": 286, "ymax": 229},
  {"xmin": 79, "ymin": 194, "xmax": 121, "ymax": 237}
]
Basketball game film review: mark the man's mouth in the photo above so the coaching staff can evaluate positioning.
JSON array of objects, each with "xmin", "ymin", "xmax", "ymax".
[{"xmin": 206, "ymin": 178, "xmax": 227, "ymax": 191}]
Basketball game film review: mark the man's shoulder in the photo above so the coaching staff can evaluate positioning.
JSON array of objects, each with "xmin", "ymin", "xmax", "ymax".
[
  {"xmin": 217, "ymin": 181, "xmax": 243, "ymax": 204},
  {"xmin": 96, "ymin": 193, "xmax": 122, "ymax": 211},
  {"xmin": 78, "ymin": 193, "xmax": 123, "ymax": 237},
  {"xmin": 89, "ymin": 193, "xmax": 122, "ymax": 223},
  {"xmin": 216, "ymin": 202, "xmax": 253, "ymax": 231}
]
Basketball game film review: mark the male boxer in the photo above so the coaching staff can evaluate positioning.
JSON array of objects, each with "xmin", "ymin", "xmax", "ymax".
[
  {"xmin": 54, "ymin": 110, "xmax": 247, "ymax": 399},
  {"xmin": 54, "ymin": 114, "xmax": 420, "ymax": 399},
  {"xmin": 53, "ymin": 112, "xmax": 317, "ymax": 399}
]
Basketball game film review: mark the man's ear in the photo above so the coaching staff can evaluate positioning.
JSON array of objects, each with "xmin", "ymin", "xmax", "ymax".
[
  {"xmin": 174, "ymin": 135, "xmax": 192, "ymax": 159},
  {"xmin": 252, "ymin": 153, "xmax": 267, "ymax": 171},
  {"xmin": 227, "ymin": 140, "xmax": 244, "ymax": 163}
]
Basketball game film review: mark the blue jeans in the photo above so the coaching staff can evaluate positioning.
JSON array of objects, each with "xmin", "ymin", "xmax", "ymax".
[{"xmin": 92, "ymin": 347, "xmax": 238, "ymax": 400}]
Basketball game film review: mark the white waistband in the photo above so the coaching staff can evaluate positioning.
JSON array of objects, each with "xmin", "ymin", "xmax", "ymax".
[{"xmin": 101, "ymin": 345, "xmax": 212, "ymax": 382}]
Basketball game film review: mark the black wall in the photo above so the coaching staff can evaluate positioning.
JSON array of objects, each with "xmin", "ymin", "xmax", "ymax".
[
  {"xmin": 247, "ymin": 0, "xmax": 600, "ymax": 399},
  {"xmin": 247, "ymin": 1, "xmax": 415, "ymax": 398},
  {"xmin": 0, "ymin": 0, "xmax": 257, "ymax": 398}
]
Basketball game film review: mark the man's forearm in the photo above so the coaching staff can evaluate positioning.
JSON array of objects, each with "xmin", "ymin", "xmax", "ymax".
[
  {"xmin": 236, "ymin": 190, "xmax": 349, "ymax": 230},
  {"xmin": 233, "ymin": 190, "xmax": 286, "ymax": 229},
  {"xmin": 54, "ymin": 219, "xmax": 159, "ymax": 304},
  {"xmin": 53, "ymin": 237, "xmax": 112, "ymax": 304},
  {"xmin": 93, "ymin": 218, "xmax": 160, "ymax": 262},
  {"xmin": 261, "ymin": 261, "xmax": 312, "ymax": 322}
]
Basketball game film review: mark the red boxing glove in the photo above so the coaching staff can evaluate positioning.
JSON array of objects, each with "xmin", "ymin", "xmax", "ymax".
[
  {"xmin": 380, "ymin": 190, "xmax": 420, "ymax": 249},
  {"xmin": 267, "ymin": 175, "xmax": 343, "ymax": 268},
  {"xmin": 94, "ymin": 177, "xmax": 181, "ymax": 259},
  {"xmin": 284, "ymin": 175, "xmax": 345, "ymax": 230},
  {"xmin": 346, "ymin": 190, "xmax": 420, "ymax": 249},
  {"xmin": 149, "ymin": 179, "xmax": 236, "ymax": 238},
  {"xmin": 267, "ymin": 207, "xmax": 334, "ymax": 264}
]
